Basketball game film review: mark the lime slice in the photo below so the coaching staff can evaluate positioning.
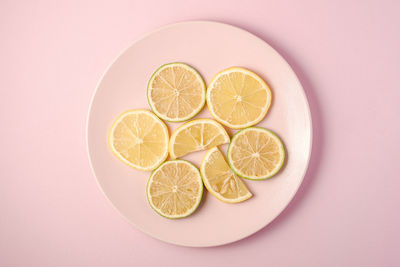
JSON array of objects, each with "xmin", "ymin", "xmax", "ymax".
[
  {"xmin": 147, "ymin": 62, "xmax": 206, "ymax": 122},
  {"xmin": 147, "ymin": 160, "xmax": 203, "ymax": 219},
  {"xmin": 227, "ymin": 127, "xmax": 285, "ymax": 180}
]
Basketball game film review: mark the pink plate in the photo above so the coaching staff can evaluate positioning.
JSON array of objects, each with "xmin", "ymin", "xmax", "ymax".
[{"xmin": 87, "ymin": 21, "xmax": 312, "ymax": 247}]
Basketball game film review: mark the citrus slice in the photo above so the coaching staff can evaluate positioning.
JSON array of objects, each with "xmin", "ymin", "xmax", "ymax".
[
  {"xmin": 147, "ymin": 160, "xmax": 203, "ymax": 219},
  {"xmin": 201, "ymin": 147, "xmax": 252, "ymax": 203},
  {"xmin": 227, "ymin": 127, "xmax": 285, "ymax": 180},
  {"xmin": 207, "ymin": 67, "xmax": 272, "ymax": 129},
  {"xmin": 147, "ymin": 62, "xmax": 206, "ymax": 122},
  {"xmin": 108, "ymin": 109, "xmax": 169, "ymax": 171},
  {"xmin": 169, "ymin": 119, "xmax": 230, "ymax": 159}
]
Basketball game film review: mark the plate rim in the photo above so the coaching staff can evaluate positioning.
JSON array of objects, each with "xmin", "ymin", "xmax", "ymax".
[{"xmin": 86, "ymin": 20, "xmax": 313, "ymax": 247}]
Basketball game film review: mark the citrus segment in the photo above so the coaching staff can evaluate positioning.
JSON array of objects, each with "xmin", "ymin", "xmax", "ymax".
[
  {"xmin": 169, "ymin": 119, "xmax": 230, "ymax": 159},
  {"xmin": 201, "ymin": 147, "xmax": 252, "ymax": 203}
]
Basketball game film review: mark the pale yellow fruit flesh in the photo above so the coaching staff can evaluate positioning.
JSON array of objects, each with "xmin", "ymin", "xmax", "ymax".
[
  {"xmin": 201, "ymin": 147, "xmax": 252, "ymax": 203},
  {"xmin": 109, "ymin": 110, "xmax": 168, "ymax": 171},
  {"xmin": 208, "ymin": 68, "xmax": 271, "ymax": 128},
  {"xmin": 148, "ymin": 63, "xmax": 205, "ymax": 121},
  {"xmin": 170, "ymin": 119, "xmax": 230, "ymax": 159},
  {"xmin": 147, "ymin": 161, "xmax": 203, "ymax": 218},
  {"xmin": 229, "ymin": 128, "xmax": 284, "ymax": 179}
]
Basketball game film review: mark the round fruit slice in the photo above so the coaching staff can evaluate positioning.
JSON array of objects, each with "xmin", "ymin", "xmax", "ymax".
[
  {"xmin": 227, "ymin": 127, "xmax": 285, "ymax": 180},
  {"xmin": 207, "ymin": 67, "xmax": 272, "ymax": 129},
  {"xmin": 147, "ymin": 62, "xmax": 206, "ymax": 122},
  {"xmin": 147, "ymin": 160, "xmax": 203, "ymax": 219},
  {"xmin": 201, "ymin": 147, "xmax": 252, "ymax": 203},
  {"xmin": 109, "ymin": 109, "xmax": 169, "ymax": 171},
  {"xmin": 169, "ymin": 119, "xmax": 230, "ymax": 159}
]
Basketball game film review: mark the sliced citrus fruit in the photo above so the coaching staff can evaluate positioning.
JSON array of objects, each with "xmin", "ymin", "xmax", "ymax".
[
  {"xmin": 201, "ymin": 147, "xmax": 252, "ymax": 203},
  {"xmin": 108, "ymin": 109, "xmax": 169, "ymax": 171},
  {"xmin": 207, "ymin": 67, "xmax": 272, "ymax": 129},
  {"xmin": 227, "ymin": 127, "xmax": 285, "ymax": 180},
  {"xmin": 147, "ymin": 160, "xmax": 203, "ymax": 219},
  {"xmin": 147, "ymin": 62, "xmax": 206, "ymax": 122},
  {"xmin": 169, "ymin": 119, "xmax": 230, "ymax": 159}
]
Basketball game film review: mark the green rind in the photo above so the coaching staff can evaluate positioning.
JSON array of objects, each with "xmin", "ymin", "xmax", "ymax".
[
  {"xmin": 227, "ymin": 127, "xmax": 285, "ymax": 180},
  {"xmin": 147, "ymin": 62, "xmax": 206, "ymax": 123},
  {"xmin": 146, "ymin": 159, "xmax": 204, "ymax": 219}
]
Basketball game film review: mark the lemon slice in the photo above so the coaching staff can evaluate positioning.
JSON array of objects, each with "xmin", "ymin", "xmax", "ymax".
[
  {"xmin": 108, "ymin": 109, "xmax": 169, "ymax": 171},
  {"xmin": 147, "ymin": 160, "xmax": 203, "ymax": 219},
  {"xmin": 227, "ymin": 127, "xmax": 285, "ymax": 180},
  {"xmin": 147, "ymin": 62, "xmax": 206, "ymax": 122},
  {"xmin": 201, "ymin": 147, "xmax": 252, "ymax": 203},
  {"xmin": 207, "ymin": 67, "xmax": 272, "ymax": 129},
  {"xmin": 169, "ymin": 119, "xmax": 230, "ymax": 159}
]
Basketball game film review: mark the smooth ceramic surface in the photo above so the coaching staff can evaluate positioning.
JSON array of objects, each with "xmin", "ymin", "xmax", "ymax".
[
  {"xmin": 87, "ymin": 21, "xmax": 311, "ymax": 247},
  {"xmin": 4, "ymin": 0, "xmax": 400, "ymax": 265}
]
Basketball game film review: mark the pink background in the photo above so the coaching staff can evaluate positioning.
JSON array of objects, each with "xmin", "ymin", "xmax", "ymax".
[{"xmin": 1, "ymin": 0, "xmax": 399, "ymax": 266}]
